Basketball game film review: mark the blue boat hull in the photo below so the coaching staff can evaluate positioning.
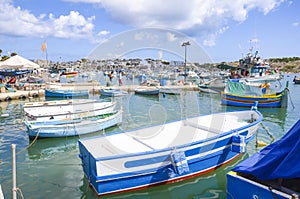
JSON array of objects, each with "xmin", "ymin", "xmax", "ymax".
[
  {"xmin": 227, "ymin": 172, "xmax": 295, "ymax": 199},
  {"xmin": 45, "ymin": 89, "xmax": 89, "ymax": 98},
  {"xmin": 135, "ymin": 89, "xmax": 160, "ymax": 95},
  {"xmin": 87, "ymin": 148, "xmax": 242, "ymax": 196},
  {"xmin": 221, "ymin": 90, "xmax": 287, "ymax": 108}
]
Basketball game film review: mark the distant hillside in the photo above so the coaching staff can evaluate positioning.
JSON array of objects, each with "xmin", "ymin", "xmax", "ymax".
[
  {"xmin": 223, "ymin": 57, "xmax": 300, "ymax": 73},
  {"xmin": 268, "ymin": 57, "xmax": 300, "ymax": 73}
]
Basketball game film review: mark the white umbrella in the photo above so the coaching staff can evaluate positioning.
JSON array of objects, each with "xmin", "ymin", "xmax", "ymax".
[{"xmin": 0, "ymin": 55, "xmax": 40, "ymax": 70}]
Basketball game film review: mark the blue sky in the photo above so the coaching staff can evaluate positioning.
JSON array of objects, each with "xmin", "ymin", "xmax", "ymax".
[{"xmin": 0, "ymin": 0, "xmax": 299, "ymax": 63}]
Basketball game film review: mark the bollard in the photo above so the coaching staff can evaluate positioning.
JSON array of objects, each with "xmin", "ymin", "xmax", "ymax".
[{"xmin": 12, "ymin": 144, "xmax": 16, "ymax": 199}]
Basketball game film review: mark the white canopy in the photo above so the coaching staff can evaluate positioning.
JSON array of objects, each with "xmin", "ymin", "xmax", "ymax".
[{"xmin": 0, "ymin": 55, "xmax": 40, "ymax": 70}]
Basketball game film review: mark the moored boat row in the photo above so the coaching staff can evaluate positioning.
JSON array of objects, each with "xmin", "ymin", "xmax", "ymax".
[{"xmin": 23, "ymin": 99, "xmax": 122, "ymax": 139}]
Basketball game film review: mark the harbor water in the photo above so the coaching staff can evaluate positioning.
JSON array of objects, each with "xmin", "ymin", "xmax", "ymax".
[{"xmin": 0, "ymin": 74, "xmax": 299, "ymax": 199}]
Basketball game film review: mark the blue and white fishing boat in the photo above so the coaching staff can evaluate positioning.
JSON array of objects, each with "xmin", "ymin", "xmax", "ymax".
[
  {"xmin": 100, "ymin": 88, "xmax": 128, "ymax": 97},
  {"xmin": 45, "ymin": 89, "xmax": 89, "ymax": 98},
  {"xmin": 135, "ymin": 87, "xmax": 160, "ymax": 95},
  {"xmin": 227, "ymin": 119, "xmax": 300, "ymax": 199},
  {"xmin": 78, "ymin": 105, "xmax": 263, "ymax": 196},
  {"xmin": 24, "ymin": 111, "xmax": 122, "ymax": 139}
]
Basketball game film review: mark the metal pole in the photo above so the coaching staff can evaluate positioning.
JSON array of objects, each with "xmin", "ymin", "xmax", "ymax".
[
  {"xmin": 184, "ymin": 45, "xmax": 187, "ymax": 82},
  {"xmin": 12, "ymin": 144, "xmax": 17, "ymax": 199},
  {"xmin": 182, "ymin": 41, "xmax": 190, "ymax": 83}
]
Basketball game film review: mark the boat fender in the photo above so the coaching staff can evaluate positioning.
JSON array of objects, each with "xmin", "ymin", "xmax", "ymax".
[
  {"xmin": 19, "ymin": 95, "xmax": 26, "ymax": 100},
  {"xmin": 256, "ymin": 140, "xmax": 267, "ymax": 147},
  {"xmin": 170, "ymin": 151, "xmax": 189, "ymax": 175},
  {"xmin": 0, "ymin": 113, "xmax": 9, "ymax": 117},
  {"xmin": 5, "ymin": 96, "xmax": 12, "ymax": 101},
  {"xmin": 32, "ymin": 93, "xmax": 39, "ymax": 98},
  {"xmin": 231, "ymin": 135, "xmax": 246, "ymax": 153}
]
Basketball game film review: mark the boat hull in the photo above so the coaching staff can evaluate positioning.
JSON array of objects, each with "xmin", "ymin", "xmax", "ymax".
[
  {"xmin": 100, "ymin": 89, "xmax": 128, "ymax": 97},
  {"xmin": 227, "ymin": 172, "xmax": 296, "ymax": 199},
  {"xmin": 25, "ymin": 111, "xmax": 122, "ymax": 139},
  {"xmin": 198, "ymin": 85, "xmax": 224, "ymax": 94},
  {"xmin": 78, "ymin": 110, "xmax": 263, "ymax": 196},
  {"xmin": 45, "ymin": 89, "xmax": 89, "ymax": 98},
  {"xmin": 221, "ymin": 90, "xmax": 287, "ymax": 108},
  {"xmin": 135, "ymin": 88, "xmax": 160, "ymax": 95}
]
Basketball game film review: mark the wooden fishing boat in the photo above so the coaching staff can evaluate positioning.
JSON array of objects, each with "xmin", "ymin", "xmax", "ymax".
[
  {"xmin": 227, "ymin": 119, "xmax": 300, "ymax": 199},
  {"xmin": 293, "ymin": 76, "xmax": 300, "ymax": 84},
  {"xmin": 160, "ymin": 87, "xmax": 182, "ymax": 95},
  {"xmin": 100, "ymin": 88, "xmax": 128, "ymax": 97},
  {"xmin": 135, "ymin": 87, "xmax": 160, "ymax": 95},
  {"xmin": 24, "ymin": 101, "xmax": 116, "ymax": 122},
  {"xmin": 78, "ymin": 105, "xmax": 263, "ymax": 196},
  {"xmin": 221, "ymin": 81, "xmax": 288, "ymax": 108},
  {"xmin": 198, "ymin": 78, "xmax": 225, "ymax": 94},
  {"xmin": 23, "ymin": 99, "xmax": 97, "ymax": 108},
  {"xmin": 45, "ymin": 89, "xmax": 89, "ymax": 98},
  {"xmin": 24, "ymin": 111, "xmax": 122, "ymax": 139}
]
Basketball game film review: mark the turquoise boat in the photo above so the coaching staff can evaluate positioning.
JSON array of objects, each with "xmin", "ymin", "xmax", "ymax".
[{"xmin": 45, "ymin": 89, "xmax": 89, "ymax": 98}]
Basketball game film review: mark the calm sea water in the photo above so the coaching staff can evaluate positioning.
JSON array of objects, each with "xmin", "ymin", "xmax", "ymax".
[{"xmin": 0, "ymin": 74, "xmax": 299, "ymax": 199}]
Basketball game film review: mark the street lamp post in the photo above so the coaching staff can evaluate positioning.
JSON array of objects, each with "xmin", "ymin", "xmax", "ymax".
[{"xmin": 182, "ymin": 41, "xmax": 190, "ymax": 82}]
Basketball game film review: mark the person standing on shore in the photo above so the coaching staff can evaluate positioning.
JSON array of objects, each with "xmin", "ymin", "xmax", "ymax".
[
  {"xmin": 118, "ymin": 71, "xmax": 123, "ymax": 86},
  {"xmin": 109, "ymin": 71, "xmax": 114, "ymax": 82}
]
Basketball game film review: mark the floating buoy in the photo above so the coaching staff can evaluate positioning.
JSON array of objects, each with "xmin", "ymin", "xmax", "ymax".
[
  {"xmin": 19, "ymin": 95, "xmax": 26, "ymax": 100},
  {"xmin": 256, "ymin": 140, "xmax": 267, "ymax": 147},
  {"xmin": 32, "ymin": 93, "xmax": 39, "ymax": 98},
  {"xmin": 4, "ymin": 96, "xmax": 12, "ymax": 101}
]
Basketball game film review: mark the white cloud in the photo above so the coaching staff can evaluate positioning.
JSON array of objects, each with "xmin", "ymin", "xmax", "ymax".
[
  {"xmin": 98, "ymin": 30, "xmax": 110, "ymax": 36},
  {"xmin": 166, "ymin": 32, "xmax": 177, "ymax": 42},
  {"xmin": 0, "ymin": 0, "xmax": 285, "ymax": 47},
  {"xmin": 0, "ymin": 0, "xmax": 95, "ymax": 39},
  {"xmin": 292, "ymin": 22, "xmax": 299, "ymax": 27},
  {"xmin": 81, "ymin": 0, "xmax": 284, "ymax": 46}
]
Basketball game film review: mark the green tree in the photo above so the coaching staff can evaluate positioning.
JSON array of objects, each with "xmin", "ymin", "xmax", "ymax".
[
  {"xmin": 10, "ymin": 52, "xmax": 17, "ymax": 56},
  {"xmin": 1, "ymin": 55, "xmax": 9, "ymax": 61}
]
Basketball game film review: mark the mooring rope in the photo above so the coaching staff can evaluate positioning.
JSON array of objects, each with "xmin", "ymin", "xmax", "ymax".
[
  {"xmin": 17, "ymin": 128, "xmax": 41, "ymax": 154},
  {"xmin": 16, "ymin": 187, "xmax": 25, "ymax": 199},
  {"xmin": 260, "ymin": 123, "xmax": 275, "ymax": 142},
  {"xmin": 287, "ymin": 89, "xmax": 295, "ymax": 109}
]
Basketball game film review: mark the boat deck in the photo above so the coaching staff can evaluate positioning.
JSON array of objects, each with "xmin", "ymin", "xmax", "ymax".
[{"xmin": 80, "ymin": 113, "xmax": 250, "ymax": 159}]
